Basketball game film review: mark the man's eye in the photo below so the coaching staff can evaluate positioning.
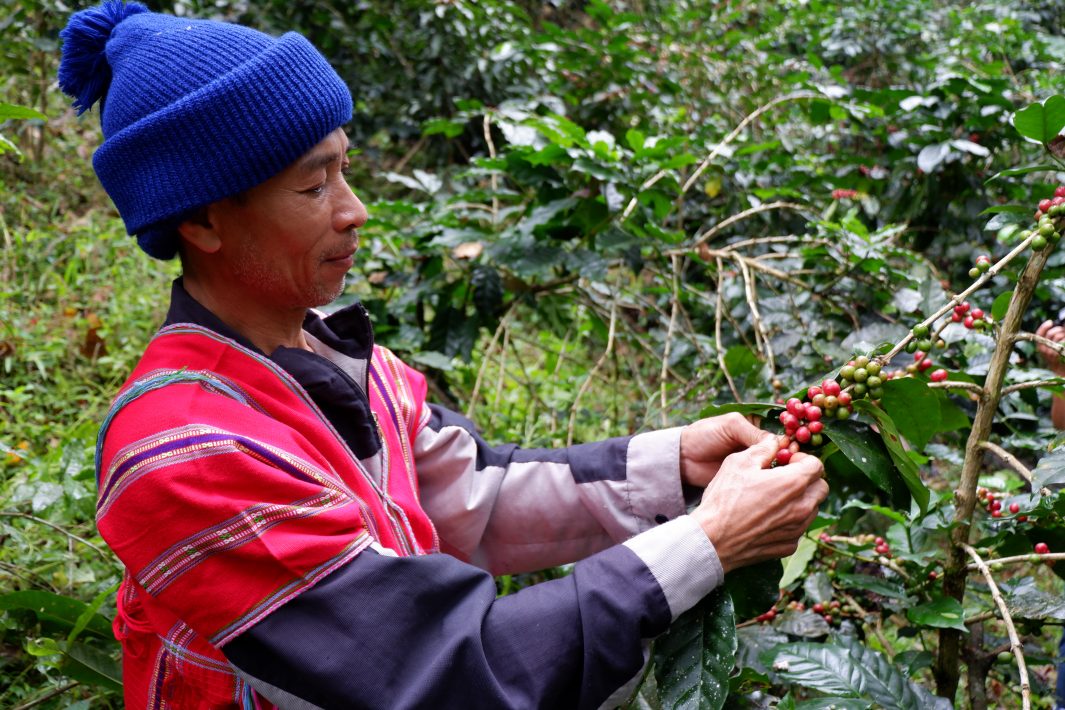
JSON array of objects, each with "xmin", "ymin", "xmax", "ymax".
[{"xmin": 303, "ymin": 184, "xmax": 325, "ymax": 195}]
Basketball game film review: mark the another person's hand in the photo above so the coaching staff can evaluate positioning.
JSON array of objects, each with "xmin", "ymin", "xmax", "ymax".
[
  {"xmin": 679, "ymin": 412, "xmax": 772, "ymax": 487},
  {"xmin": 1036, "ymin": 320, "xmax": 1065, "ymax": 376},
  {"xmin": 690, "ymin": 435, "xmax": 827, "ymax": 573}
]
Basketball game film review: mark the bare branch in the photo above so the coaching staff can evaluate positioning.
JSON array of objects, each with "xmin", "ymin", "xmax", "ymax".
[
  {"xmin": 466, "ymin": 305, "xmax": 515, "ymax": 419},
  {"xmin": 661, "ymin": 254, "xmax": 681, "ymax": 427},
  {"xmin": 738, "ymin": 257, "xmax": 775, "ymax": 378},
  {"xmin": 1001, "ymin": 378, "xmax": 1065, "ymax": 396},
  {"xmin": 715, "ymin": 258, "xmax": 742, "ymax": 403},
  {"xmin": 978, "ymin": 440, "xmax": 1035, "ymax": 485},
  {"xmin": 688, "ymin": 202, "xmax": 812, "ymax": 250},
  {"xmin": 961, "ymin": 543, "xmax": 1031, "ymax": 710},
  {"xmin": 927, "ymin": 380, "xmax": 985, "ymax": 396},
  {"xmin": 568, "ymin": 297, "xmax": 618, "ymax": 446},
  {"xmin": 0, "ymin": 512, "xmax": 109, "ymax": 557},
  {"xmin": 968, "ymin": 551, "xmax": 1065, "ymax": 569},
  {"xmin": 483, "ymin": 113, "xmax": 499, "ymax": 227}
]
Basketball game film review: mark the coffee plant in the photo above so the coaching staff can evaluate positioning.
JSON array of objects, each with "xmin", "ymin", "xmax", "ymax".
[{"xmin": 3, "ymin": 1, "xmax": 1064, "ymax": 707}]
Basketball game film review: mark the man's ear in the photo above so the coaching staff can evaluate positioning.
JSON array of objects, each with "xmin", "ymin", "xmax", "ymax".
[{"xmin": 177, "ymin": 205, "xmax": 223, "ymax": 254}]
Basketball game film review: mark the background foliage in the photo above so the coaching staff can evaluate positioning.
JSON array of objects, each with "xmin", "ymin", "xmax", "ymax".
[{"xmin": 2, "ymin": 0, "xmax": 1064, "ymax": 706}]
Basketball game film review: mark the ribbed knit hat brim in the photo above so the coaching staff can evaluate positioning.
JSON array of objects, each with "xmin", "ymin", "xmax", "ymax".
[
  {"xmin": 94, "ymin": 32, "xmax": 351, "ymax": 254},
  {"xmin": 58, "ymin": 2, "xmax": 353, "ymax": 259}
]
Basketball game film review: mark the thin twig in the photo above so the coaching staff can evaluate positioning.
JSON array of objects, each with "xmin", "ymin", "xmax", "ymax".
[
  {"xmin": 1001, "ymin": 378, "xmax": 1065, "ymax": 396},
  {"xmin": 961, "ymin": 543, "xmax": 1031, "ymax": 710},
  {"xmin": 967, "ymin": 552, "xmax": 1065, "ymax": 570},
  {"xmin": 0, "ymin": 512, "xmax": 108, "ymax": 557},
  {"xmin": 738, "ymin": 257, "xmax": 775, "ymax": 377},
  {"xmin": 977, "ymin": 440, "xmax": 1038, "ymax": 488},
  {"xmin": 927, "ymin": 380, "xmax": 985, "ymax": 396},
  {"xmin": 881, "ymin": 232, "xmax": 1037, "ymax": 364},
  {"xmin": 661, "ymin": 254, "xmax": 681, "ymax": 427},
  {"xmin": 680, "ymin": 92, "xmax": 821, "ymax": 194},
  {"xmin": 12, "ymin": 683, "xmax": 79, "ymax": 710},
  {"xmin": 568, "ymin": 297, "xmax": 618, "ymax": 446},
  {"xmin": 687, "ymin": 202, "xmax": 811, "ymax": 250},
  {"xmin": 1013, "ymin": 331, "xmax": 1065, "ymax": 358},
  {"xmin": 715, "ymin": 258, "xmax": 742, "ymax": 403},
  {"xmin": 619, "ymin": 92, "xmax": 820, "ymax": 221},
  {"xmin": 483, "ymin": 114, "xmax": 499, "ymax": 227},
  {"xmin": 466, "ymin": 305, "xmax": 515, "ymax": 419}
]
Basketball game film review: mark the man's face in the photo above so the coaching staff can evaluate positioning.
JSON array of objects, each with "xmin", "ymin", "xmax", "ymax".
[{"xmin": 205, "ymin": 128, "xmax": 367, "ymax": 309}]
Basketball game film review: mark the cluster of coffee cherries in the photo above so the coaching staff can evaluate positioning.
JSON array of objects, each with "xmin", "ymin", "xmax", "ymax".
[
  {"xmin": 755, "ymin": 597, "xmax": 845, "ymax": 626},
  {"xmin": 872, "ymin": 535, "xmax": 892, "ymax": 558},
  {"xmin": 977, "ymin": 487, "xmax": 1027, "ymax": 521},
  {"xmin": 1026, "ymin": 186, "xmax": 1065, "ymax": 251},
  {"xmin": 951, "ymin": 301, "xmax": 991, "ymax": 331},
  {"xmin": 967, "ymin": 254, "xmax": 992, "ymax": 279}
]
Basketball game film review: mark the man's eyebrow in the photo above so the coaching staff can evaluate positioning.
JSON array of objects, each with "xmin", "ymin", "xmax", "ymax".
[{"xmin": 296, "ymin": 151, "xmax": 343, "ymax": 173}]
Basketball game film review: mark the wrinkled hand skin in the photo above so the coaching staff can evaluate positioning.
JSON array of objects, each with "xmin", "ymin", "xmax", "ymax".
[
  {"xmin": 1036, "ymin": 320, "xmax": 1065, "ymax": 376},
  {"xmin": 678, "ymin": 412, "xmax": 770, "ymax": 487},
  {"xmin": 688, "ymin": 433, "xmax": 828, "ymax": 574}
]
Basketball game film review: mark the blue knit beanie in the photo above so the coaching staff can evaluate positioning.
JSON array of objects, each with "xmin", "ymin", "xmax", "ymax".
[{"xmin": 57, "ymin": 1, "xmax": 353, "ymax": 259}]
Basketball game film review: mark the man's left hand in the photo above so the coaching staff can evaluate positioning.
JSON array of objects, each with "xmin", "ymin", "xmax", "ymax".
[{"xmin": 679, "ymin": 413, "xmax": 776, "ymax": 487}]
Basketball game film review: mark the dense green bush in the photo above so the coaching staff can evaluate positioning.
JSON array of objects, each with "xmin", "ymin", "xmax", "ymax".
[{"xmin": 1, "ymin": 1, "xmax": 1064, "ymax": 707}]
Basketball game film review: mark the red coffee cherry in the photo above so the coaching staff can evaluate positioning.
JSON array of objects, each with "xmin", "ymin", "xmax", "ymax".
[
  {"xmin": 806, "ymin": 405, "xmax": 823, "ymax": 421},
  {"xmin": 776, "ymin": 449, "xmax": 792, "ymax": 465},
  {"xmin": 1009, "ymin": 503, "xmax": 1020, "ymax": 514},
  {"xmin": 1035, "ymin": 542, "xmax": 1050, "ymax": 555},
  {"xmin": 930, "ymin": 369, "xmax": 948, "ymax": 382},
  {"xmin": 808, "ymin": 420, "xmax": 823, "ymax": 434},
  {"xmin": 822, "ymin": 379, "xmax": 842, "ymax": 396}
]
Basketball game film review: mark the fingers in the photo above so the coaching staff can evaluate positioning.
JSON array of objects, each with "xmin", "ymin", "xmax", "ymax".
[
  {"xmin": 1038, "ymin": 320, "xmax": 1053, "ymax": 337},
  {"xmin": 715, "ymin": 411, "xmax": 770, "ymax": 448}
]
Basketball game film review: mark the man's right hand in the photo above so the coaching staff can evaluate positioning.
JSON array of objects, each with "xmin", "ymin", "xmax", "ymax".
[
  {"xmin": 690, "ymin": 434, "xmax": 827, "ymax": 573},
  {"xmin": 1036, "ymin": 320, "xmax": 1065, "ymax": 376}
]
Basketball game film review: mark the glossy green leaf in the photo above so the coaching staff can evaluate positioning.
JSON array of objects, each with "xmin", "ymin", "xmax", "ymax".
[
  {"xmin": 1012, "ymin": 95, "xmax": 1065, "ymax": 144},
  {"xmin": 765, "ymin": 641, "xmax": 937, "ymax": 710},
  {"xmin": 654, "ymin": 587, "xmax": 737, "ymax": 710},
  {"xmin": 1033, "ymin": 449, "xmax": 1065, "ymax": 490},
  {"xmin": 984, "ymin": 164, "xmax": 1057, "ymax": 183},
  {"xmin": 795, "ymin": 699, "xmax": 871, "ymax": 710},
  {"xmin": 991, "ymin": 291, "xmax": 1013, "ymax": 321},
  {"xmin": 841, "ymin": 499, "xmax": 907, "ymax": 525},
  {"xmin": 821, "ymin": 418, "xmax": 907, "ymax": 506},
  {"xmin": 698, "ymin": 402, "xmax": 778, "ymax": 419},
  {"xmin": 852, "ymin": 401, "xmax": 929, "ymax": 512},
  {"xmin": 0, "ymin": 102, "xmax": 46, "ymax": 121},
  {"xmin": 776, "ymin": 609, "xmax": 830, "ymax": 637},
  {"xmin": 0, "ymin": 590, "xmax": 112, "ymax": 640},
  {"xmin": 1006, "ymin": 587, "xmax": 1065, "ymax": 621},
  {"xmin": 906, "ymin": 596, "xmax": 967, "ymax": 631},
  {"xmin": 779, "ymin": 534, "xmax": 819, "ymax": 589},
  {"xmin": 61, "ymin": 640, "xmax": 123, "ymax": 690},
  {"xmin": 725, "ymin": 560, "xmax": 782, "ymax": 620},
  {"xmin": 878, "ymin": 377, "xmax": 939, "ymax": 450},
  {"xmin": 835, "ymin": 573, "xmax": 911, "ymax": 601}
]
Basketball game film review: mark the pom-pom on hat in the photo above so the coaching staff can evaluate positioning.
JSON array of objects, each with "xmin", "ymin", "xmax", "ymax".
[{"xmin": 57, "ymin": 1, "xmax": 352, "ymax": 259}]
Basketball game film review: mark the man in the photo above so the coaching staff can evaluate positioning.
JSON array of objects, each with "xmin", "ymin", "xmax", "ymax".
[
  {"xmin": 59, "ymin": 2, "xmax": 828, "ymax": 707},
  {"xmin": 1035, "ymin": 320, "xmax": 1065, "ymax": 710}
]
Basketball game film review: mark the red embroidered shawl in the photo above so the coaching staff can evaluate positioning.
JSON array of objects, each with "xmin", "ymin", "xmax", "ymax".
[{"xmin": 95, "ymin": 324, "xmax": 437, "ymax": 708}]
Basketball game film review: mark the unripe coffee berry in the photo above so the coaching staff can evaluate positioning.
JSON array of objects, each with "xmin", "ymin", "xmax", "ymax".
[
  {"xmin": 1032, "ymin": 235, "xmax": 1048, "ymax": 251},
  {"xmin": 836, "ymin": 407, "xmax": 851, "ymax": 420},
  {"xmin": 866, "ymin": 361, "xmax": 881, "ymax": 376},
  {"xmin": 912, "ymin": 324, "xmax": 929, "ymax": 338},
  {"xmin": 839, "ymin": 365, "xmax": 856, "ymax": 381},
  {"xmin": 811, "ymin": 393, "xmax": 826, "ymax": 408},
  {"xmin": 810, "ymin": 433, "xmax": 823, "ymax": 447},
  {"xmin": 854, "ymin": 356, "xmax": 869, "ymax": 368}
]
